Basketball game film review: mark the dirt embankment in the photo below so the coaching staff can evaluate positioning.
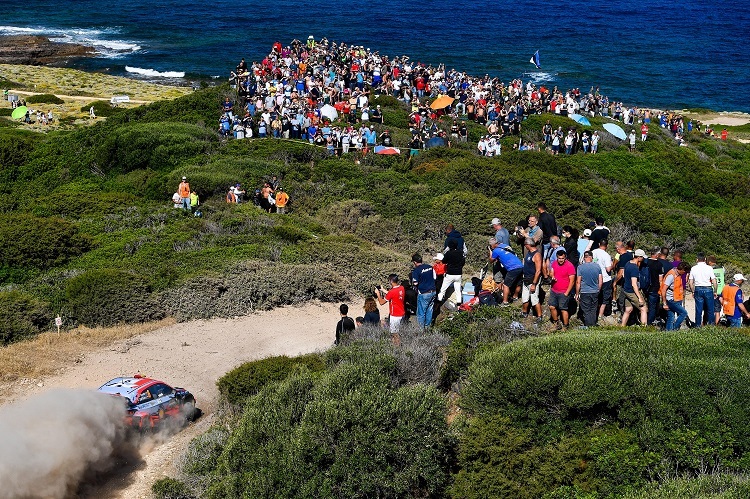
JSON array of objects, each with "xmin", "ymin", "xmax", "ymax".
[{"xmin": 0, "ymin": 35, "xmax": 94, "ymax": 65}]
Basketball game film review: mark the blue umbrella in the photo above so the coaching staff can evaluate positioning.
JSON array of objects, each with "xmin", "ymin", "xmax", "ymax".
[
  {"xmin": 603, "ymin": 122, "xmax": 627, "ymax": 140},
  {"xmin": 425, "ymin": 136, "xmax": 446, "ymax": 149},
  {"xmin": 569, "ymin": 113, "xmax": 591, "ymax": 126}
]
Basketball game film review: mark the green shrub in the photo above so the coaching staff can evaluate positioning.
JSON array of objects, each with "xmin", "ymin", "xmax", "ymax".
[
  {"xmin": 207, "ymin": 363, "xmax": 452, "ymax": 498},
  {"xmin": 25, "ymin": 93, "xmax": 63, "ymax": 105},
  {"xmin": 64, "ymin": 269, "xmax": 164, "ymax": 326},
  {"xmin": 0, "ymin": 291, "xmax": 53, "ymax": 345},
  {"xmin": 81, "ymin": 100, "xmax": 122, "ymax": 118},
  {"xmin": 462, "ymin": 329, "xmax": 750, "ymax": 487},
  {"xmin": 151, "ymin": 477, "xmax": 193, "ymax": 499},
  {"xmin": 217, "ymin": 353, "xmax": 326, "ymax": 405},
  {"xmin": 622, "ymin": 473, "xmax": 750, "ymax": 498},
  {"xmin": 0, "ymin": 214, "xmax": 90, "ymax": 277}
]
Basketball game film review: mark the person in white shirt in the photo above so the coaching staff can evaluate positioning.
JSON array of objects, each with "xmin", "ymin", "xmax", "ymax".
[
  {"xmin": 592, "ymin": 239, "xmax": 614, "ymax": 319},
  {"xmin": 688, "ymin": 253, "xmax": 717, "ymax": 326}
]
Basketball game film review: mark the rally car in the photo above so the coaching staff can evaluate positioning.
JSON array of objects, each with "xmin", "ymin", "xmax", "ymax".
[{"xmin": 98, "ymin": 374, "xmax": 197, "ymax": 430}]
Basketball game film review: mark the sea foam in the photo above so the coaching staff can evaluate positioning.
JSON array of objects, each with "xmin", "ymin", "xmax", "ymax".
[{"xmin": 125, "ymin": 66, "xmax": 185, "ymax": 78}]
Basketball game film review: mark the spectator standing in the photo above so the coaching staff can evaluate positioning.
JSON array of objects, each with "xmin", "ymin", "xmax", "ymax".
[
  {"xmin": 576, "ymin": 250, "xmax": 603, "ymax": 327},
  {"xmin": 275, "ymin": 187, "xmax": 289, "ymax": 214},
  {"xmin": 410, "ymin": 253, "xmax": 437, "ymax": 329},
  {"xmin": 661, "ymin": 262, "xmax": 690, "ymax": 330},
  {"xmin": 548, "ymin": 250, "xmax": 576, "ymax": 329},
  {"xmin": 688, "ymin": 253, "xmax": 717, "ymax": 327},
  {"xmin": 376, "ymin": 274, "xmax": 406, "ymax": 333},
  {"xmin": 592, "ymin": 239, "xmax": 614, "ymax": 319},
  {"xmin": 536, "ymin": 202, "xmax": 557, "ymax": 256},
  {"xmin": 621, "ymin": 249, "xmax": 648, "ymax": 326},
  {"xmin": 646, "ymin": 248, "xmax": 665, "ymax": 325},
  {"xmin": 590, "ymin": 217, "xmax": 610, "ymax": 249},
  {"xmin": 521, "ymin": 238, "xmax": 543, "ymax": 320},
  {"xmin": 720, "ymin": 274, "xmax": 750, "ymax": 327},
  {"xmin": 438, "ymin": 240, "xmax": 465, "ymax": 307},
  {"xmin": 335, "ymin": 304, "xmax": 355, "ymax": 345},
  {"xmin": 491, "ymin": 218, "xmax": 510, "ymax": 246},
  {"xmin": 178, "ymin": 177, "xmax": 191, "ymax": 211}
]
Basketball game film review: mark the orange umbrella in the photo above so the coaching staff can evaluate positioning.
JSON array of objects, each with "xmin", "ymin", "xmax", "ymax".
[{"xmin": 430, "ymin": 95, "xmax": 455, "ymax": 110}]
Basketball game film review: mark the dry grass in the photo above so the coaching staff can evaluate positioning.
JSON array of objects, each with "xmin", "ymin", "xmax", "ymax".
[{"xmin": 0, "ymin": 318, "xmax": 175, "ymax": 384}]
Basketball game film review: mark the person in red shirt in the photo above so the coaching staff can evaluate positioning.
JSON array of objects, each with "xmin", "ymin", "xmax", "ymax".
[
  {"xmin": 548, "ymin": 249, "xmax": 576, "ymax": 329},
  {"xmin": 721, "ymin": 128, "xmax": 728, "ymax": 141},
  {"xmin": 376, "ymin": 274, "xmax": 405, "ymax": 332},
  {"xmin": 641, "ymin": 123, "xmax": 649, "ymax": 142}
]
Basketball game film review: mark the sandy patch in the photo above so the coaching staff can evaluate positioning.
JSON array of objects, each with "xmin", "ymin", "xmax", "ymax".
[{"xmin": 681, "ymin": 110, "xmax": 750, "ymax": 127}]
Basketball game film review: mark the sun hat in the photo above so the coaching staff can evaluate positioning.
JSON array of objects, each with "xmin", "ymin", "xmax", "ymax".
[
  {"xmin": 634, "ymin": 249, "xmax": 647, "ymax": 258},
  {"xmin": 733, "ymin": 273, "xmax": 746, "ymax": 282},
  {"xmin": 434, "ymin": 253, "xmax": 444, "ymax": 261}
]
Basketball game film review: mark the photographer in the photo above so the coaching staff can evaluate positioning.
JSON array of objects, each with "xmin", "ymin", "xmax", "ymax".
[
  {"xmin": 489, "ymin": 237, "xmax": 523, "ymax": 306},
  {"xmin": 375, "ymin": 274, "xmax": 405, "ymax": 332}
]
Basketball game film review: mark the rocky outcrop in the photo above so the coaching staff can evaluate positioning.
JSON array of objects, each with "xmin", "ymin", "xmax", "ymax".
[{"xmin": 0, "ymin": 35, "xmax": 94, "ymax": 65}]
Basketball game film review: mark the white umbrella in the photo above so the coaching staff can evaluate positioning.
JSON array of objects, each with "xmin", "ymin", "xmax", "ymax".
[{"xmin": 319, "ymin": 104, "xmax": 338, "ymax": 121}]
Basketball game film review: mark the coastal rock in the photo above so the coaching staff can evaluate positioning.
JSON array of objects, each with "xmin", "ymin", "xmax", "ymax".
[{"xmin": 0, "ymin": 35, "xmax": 94, "ymax": 65}]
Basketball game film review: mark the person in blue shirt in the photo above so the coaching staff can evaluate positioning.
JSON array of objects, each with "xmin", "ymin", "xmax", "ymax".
[
  {"xmin": 489, "ymin": 237, "xmax": 523, "ymax": 305},
  {"xmin": 621, "ymin": 249, "xmax": 648, "ymax": 326},
  {"xmin": 410, "ymin": 253, "xmax": 437, "ymax": 329},
  {"xmin": 491, "ymin": 218, "xmax": 510, "ymax": 246}
]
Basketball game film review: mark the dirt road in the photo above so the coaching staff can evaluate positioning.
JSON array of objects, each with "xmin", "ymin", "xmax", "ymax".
[{"xmin": 1, "ymin": 301, "xmax": 340, "ymax": 498}]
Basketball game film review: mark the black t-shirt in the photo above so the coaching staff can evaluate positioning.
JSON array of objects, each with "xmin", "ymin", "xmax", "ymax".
[
  {"xmin": 443, "ymin": 250, "xmax": 465, "ymax": 275},
  {"xmin": 646, "ymin": 258, "xmax": 664, "ymax": 293},
  {"xmin": 590, "ymin": 228, "xmax": 610, "ymax": 248},
  {"xmin": 538, "ymin": 211, "xmax": 557, "ymax": 245},
  {"xmin": 615, "ymin": 251, "xmax": 633, "ymax": 286},
  {"xmin": 335, "ymin": 316, "xmax": 355, "ymax": 345}
]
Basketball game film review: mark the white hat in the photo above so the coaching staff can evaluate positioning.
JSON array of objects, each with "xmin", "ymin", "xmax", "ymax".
[
  {"xmin": 733, "ymin": 273, "xmax": 746, "ymax": 282},
  {"xmin": 434, "ymin": 253, "xmax": 444, "ymax": 260},
  {"xmin": 634, "ymin": 249, "xmax": 647, "ymax": 258},
  {"xmin": 182, "ymin": 176, "xmax": 187, "ymax": 180},
  {"xmin": 490, "ymin": 217, "xmax": 501, "ymax": 226},
  {"xmin": 583, "ymin": 229, "xmax": 592, "ymax": 237}
]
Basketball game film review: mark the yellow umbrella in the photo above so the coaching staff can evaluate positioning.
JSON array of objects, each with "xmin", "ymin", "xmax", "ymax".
[{"xmin": 430, "ymin": 95, "xmax": 455, "ymax": 110}]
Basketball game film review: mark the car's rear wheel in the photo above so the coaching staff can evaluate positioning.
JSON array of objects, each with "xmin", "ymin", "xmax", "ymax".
[{"xmin": 183, "ymin": 399, "xmax": 196, "ymax": 422}]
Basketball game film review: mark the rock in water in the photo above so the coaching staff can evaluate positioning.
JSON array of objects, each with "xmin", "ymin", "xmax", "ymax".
[{"xmin": 0, "ymin": 35, "xmax": 95, "ymax": 65}]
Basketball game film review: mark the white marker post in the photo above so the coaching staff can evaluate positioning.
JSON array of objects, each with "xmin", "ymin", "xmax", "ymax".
[{"xmin": 55, "ymin": 316, "xmax": 62, "ymax": 335}]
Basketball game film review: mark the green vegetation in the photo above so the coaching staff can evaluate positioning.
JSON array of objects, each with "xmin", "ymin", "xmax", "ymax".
[
  {"xmin": 3, "ymin": 78, "xmax": 750, "ymax": 497},
  {"xmin": 217, "ymin": 353, "xmax": 326, "ymax": 405},
  {"xmin": 81, "ymin": 100, "xmax": 123, "ymax": 118},
  {"xmin": 25, "ymin": 93, "xmax": 64, "ymax": 105}
]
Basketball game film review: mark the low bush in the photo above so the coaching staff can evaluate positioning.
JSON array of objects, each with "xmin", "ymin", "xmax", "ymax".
[
  {"xmin": 25, "ymin": 93, "xmax": 63, "ymax": 105},
  {"xmin": 64, "ymin": 269, "xmax": 164, "ymax": 326},
  {"xmin": 0, "ymin": 291, "xmax": 52, "ymax": 345},
  {"xmin": 217, "ymin": 353, "xmax": 326, "ymax": 405},
  {"xmin": 151, "ymin": 477, "xmax": 193, "ymax": 499},
  {"xmin": 81, "ymin": 100, "xmax": 122, "ymax": 118},
  {"xmin": 0, "ymin": 214, "xmax": 90, "ymax": 276},
  {"xmin": 622, "ymin": 473, "xmax": 750, "ymax": 498},
  {"xmin": 178, "ymin": 426, "xmax": 230, "ymax": 495},
  {"xmin": 160, "ymin": 261, "xmax": 350, "ymax": 321},
  {"xmin": 206, "ymin": 363, "xmax": 452, "ymax": 498},
  {"xmin": 458, "ymin": 329, "xmax": 750, "ymax": 495}
]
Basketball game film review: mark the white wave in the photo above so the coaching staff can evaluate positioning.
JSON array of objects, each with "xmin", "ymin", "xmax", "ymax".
[
  {"xmin": 126, "ymin": 66, "xmax": 185, "ymax": 78},
  {"xmin": 525, "ymin": 71, "xmax": 556, "ymax": 84},
  {"xmin": 0, "ymin": 24, "xmax": 141, "ymax": 57}
]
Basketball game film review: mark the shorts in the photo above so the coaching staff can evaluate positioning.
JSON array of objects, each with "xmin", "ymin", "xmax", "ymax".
[
  {"xmin": 389, "ymin": 315, "xmax": 403, "ymax": 333},
  {"xmin": 548, "ymin": 290, "xmax": 569, "ymax": 310},
  {"xmin": 624, "ymin": 291, "xmax": 643, "ymax": 310},
  {"xmin": 522, "ymin": 282, "xmax": 540, "ymax": 306},
  {"xmin": 503, "ymin": 268, "xmax": 523, "ymax": 292}
]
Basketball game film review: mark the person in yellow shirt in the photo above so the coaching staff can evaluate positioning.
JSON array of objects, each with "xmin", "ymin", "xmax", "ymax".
[{"xmin": 275, "ymin": 187, "xmax": 289, "ymax": 214}]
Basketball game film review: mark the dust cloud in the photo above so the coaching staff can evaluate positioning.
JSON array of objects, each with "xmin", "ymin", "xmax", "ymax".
[{"xmin": 0, "ymin": 389, "xmax": 129, "ymax": 499}]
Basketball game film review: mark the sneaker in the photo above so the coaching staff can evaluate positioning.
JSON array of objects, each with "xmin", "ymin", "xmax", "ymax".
[
  {"xmin": 578, "ymin": 325, "xmax": 589, "ymax": 330},
  {"xmin": 500, "ymin": 302, "xmax": 511, "ymax": 307},
  {"xmin": 555, "ymin": 322, "xmax": 563, "ymax": 331}
]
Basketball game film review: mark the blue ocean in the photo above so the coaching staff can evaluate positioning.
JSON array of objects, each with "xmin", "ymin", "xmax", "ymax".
[{"xmin": 2, "ymin": 0, "xmax": 749, "ymax": 112}]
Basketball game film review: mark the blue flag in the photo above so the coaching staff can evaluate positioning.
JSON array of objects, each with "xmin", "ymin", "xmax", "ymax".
[{"xmin": 529, "ymin": 50, "xmax": 541, "ymax": 69}]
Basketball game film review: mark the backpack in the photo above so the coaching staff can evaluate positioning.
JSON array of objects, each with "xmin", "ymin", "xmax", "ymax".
[{"xmin": 638, "ymin": 265, "xmax": 651, "ymax": 291}]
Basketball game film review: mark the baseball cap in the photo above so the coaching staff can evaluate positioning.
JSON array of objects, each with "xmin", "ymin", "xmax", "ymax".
[
  {"xmin": 182, "ymin": 176, "xmax": 187, "ymax": 180},
  {"xmin": 634, "ymin": 249, "xmax": 647, "ymax": 258},
  {"xmin": 583, "ymin": 229, "xmax": 592, "ymax": 237},
  {"xmin": 490, "ymin": 217, "xmax": 501, "ymax": 226},
  {"xmin": 733, "ymin": 273, "xmax": 746, "ymax": 282},
  {"xmin": 434, "ymin": 253, "xmax": 444, "ymax": 260}
]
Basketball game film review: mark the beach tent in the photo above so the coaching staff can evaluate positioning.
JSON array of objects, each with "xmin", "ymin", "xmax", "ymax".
[
  {"xmin": 430, "ymin": 95, "xmax": 454, "ymax": 110},
  {"xmin": 569, "ymin": 113, "xmax": 591, "ymax": 126},
  {"xmin": 11, "ymin": 106, "xmax": 28, "ymax": 120},
  {"xmin": 319, "ymin": 104, "xmax": 338, "ymax": 121},
  {"xmin": 374, "ymin": 146, "xmax": 401, "ymax": 155},
  {"xmin": 603, "ymin": 123, "xmax": 627, "ymax": 140}
]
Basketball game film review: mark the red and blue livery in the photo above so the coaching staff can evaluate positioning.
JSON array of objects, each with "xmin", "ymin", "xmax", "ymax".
[{"xmin": 98, "ymin": 374, "xmax": 197, "ymax": 430}]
